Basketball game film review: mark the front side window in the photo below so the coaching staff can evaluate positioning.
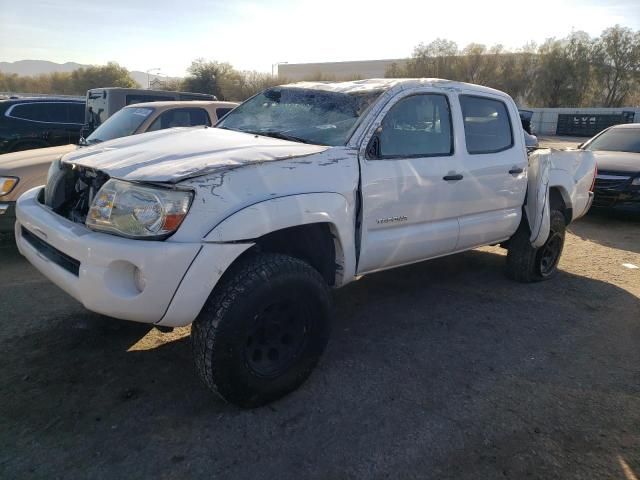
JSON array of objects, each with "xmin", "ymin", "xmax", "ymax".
[
  {"xmin": 584, "ymin": 127, "xmax": 640, "ymax": 154},
  {"xmin": 85, "ymin": 107, "xmax": 154, "ymax": 144},
  {"xmin": 146, "ymin": 108, "xmax": 211, "ymax": 131},
  {"xmin": 217, "ymin": 87, "xmax": 384, "ymax": 146},
  {"xmin": 460, "ymin": 95, "xmax": 513, "ymax": 154},
  {"xmin": 375, "ymin": 94, "xmax": 453, "ymax": 158}
]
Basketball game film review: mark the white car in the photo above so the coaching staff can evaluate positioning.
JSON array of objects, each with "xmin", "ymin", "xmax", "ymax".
[{"xmin": 15, "ymin": 79, "xmax": 596, "ymax": 407}]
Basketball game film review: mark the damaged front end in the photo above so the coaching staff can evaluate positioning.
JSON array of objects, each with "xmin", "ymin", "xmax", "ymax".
[{"xmin": 43, "ymin": 159, "xmax": 110, "ymax": 224}]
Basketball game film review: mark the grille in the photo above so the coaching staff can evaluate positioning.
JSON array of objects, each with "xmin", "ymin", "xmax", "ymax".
[{"xmin": 594, "ymin": 173, "xmax": 631, "ymax": 191}]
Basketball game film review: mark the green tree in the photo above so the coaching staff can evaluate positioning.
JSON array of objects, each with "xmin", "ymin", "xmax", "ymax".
[
  {"xmin": 69, "ymin": 62, "xmax": 136, "ymax": 94},
  {"xmin": 592, "ymin": 25, "xmax": 640, "ymax": 107},
  {"xmin": 182, "ymin": 59, "xmax": 237, "ymax": 99}
]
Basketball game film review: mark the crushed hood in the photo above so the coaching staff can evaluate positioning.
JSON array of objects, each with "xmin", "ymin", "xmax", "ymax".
[
  {"xmin": 62, "ymin": 127, "xmax": 329, "ymax": 182},
  {"xmin": 590, "ymin": 150, "xmax": 640, "ymax": 174}
]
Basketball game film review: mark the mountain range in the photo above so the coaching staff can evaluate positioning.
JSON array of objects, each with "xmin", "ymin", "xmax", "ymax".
[{"xmin": 0, "ymin": 60, "xmax": 179, "ymax": 88}]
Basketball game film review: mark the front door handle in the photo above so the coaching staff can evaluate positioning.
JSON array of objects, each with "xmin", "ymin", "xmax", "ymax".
[
  {"xmin": 509, "ymin": 167, "xmax": 524, "ymax": 175},
  {"xmin": 443, "ymin": 174, "xmax": 463, "ymax": 181}
]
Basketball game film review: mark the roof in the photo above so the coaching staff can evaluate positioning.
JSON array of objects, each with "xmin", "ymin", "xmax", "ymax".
[
  {"xmin": 610, "ymin": 123, "xmax": 640, "ymax": 129},
  {"xmin": 0, "ymin": 96, "xmax": 85, "ymax": 104},
  {"xmin": 124, "ymin": 100, "xmax": 238, "ymax": 109},
  {"xmin": 283, "ymin": 78, "xmax": 511, "ymax": 98}
]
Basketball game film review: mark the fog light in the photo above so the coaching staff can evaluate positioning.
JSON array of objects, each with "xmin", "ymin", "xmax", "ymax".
[{"xmin": 134, "ymin": 266, "xmax": 146, "ymax": 293}]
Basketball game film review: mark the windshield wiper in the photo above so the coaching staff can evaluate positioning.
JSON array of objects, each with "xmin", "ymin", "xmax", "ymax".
[{"xmin": 251, "ymin": 130, "xmax": 316, "ymax": 145}]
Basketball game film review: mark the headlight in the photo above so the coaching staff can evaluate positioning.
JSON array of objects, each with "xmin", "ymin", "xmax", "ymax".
[
  {"xmin": 632, "ymin": 177, "xmax": 640, "ymax": 186},
  {"xmin": 86, "ymin": 179, "xmax": 193, "ymax": 239},
  {"xmin": 0, "ymin": 176, "xmax": 19, "ymax": 196}
]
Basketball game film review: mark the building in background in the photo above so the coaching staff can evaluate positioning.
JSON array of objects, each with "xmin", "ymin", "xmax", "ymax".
[
  {"xmin": 528, "ymin": 108, "xmax": 640, "ymax": 136},
  {"xmin": 277, "ymin": 59, "xmax": 407, "ymax": 81}
]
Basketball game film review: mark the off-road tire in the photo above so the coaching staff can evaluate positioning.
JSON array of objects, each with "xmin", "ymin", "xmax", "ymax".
[
  {"xmin": 506, "ymin": 209, "xmax": 566, "ymax": 283},
  {"xmin": 191, "ymin": 253, "xmax": 331, "ymax": 408}
]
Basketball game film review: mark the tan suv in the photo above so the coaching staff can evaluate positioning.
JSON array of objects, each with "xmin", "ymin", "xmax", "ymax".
[{"xmin": 0, "ymin": 100, "xmax": 237, "ymax": 232}]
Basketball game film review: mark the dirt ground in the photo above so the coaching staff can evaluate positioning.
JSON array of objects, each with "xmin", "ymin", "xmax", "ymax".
[{"xmin": 1, "ymin": 206, "xmax": 638, "ymax": 479}]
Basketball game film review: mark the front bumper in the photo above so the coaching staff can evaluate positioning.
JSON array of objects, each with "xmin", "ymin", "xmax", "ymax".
[
  {"xmin": 0, "ymin": 202, "xmax": 16, "ymax": 233},
  {"xmin": 16, "ymin": 187, "xmax": 252, "ymax": 326}
]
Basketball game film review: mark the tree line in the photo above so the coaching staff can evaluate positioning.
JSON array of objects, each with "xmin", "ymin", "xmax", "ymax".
[
  {"xmin": 0, "ymin": 63, "xmax": 137, "ymax": 96},
  {"xmin": 386, "ymin": 25, "xmax": 640, "ymax": 108},
  {"xmin": 1, "ymin": 25, "xmax": 638, "ymax": 107}
]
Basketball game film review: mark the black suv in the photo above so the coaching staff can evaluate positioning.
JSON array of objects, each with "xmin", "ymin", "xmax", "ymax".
[{"xmin": 0, "ymin": 97, "xmax": 85, "ymax": 154}]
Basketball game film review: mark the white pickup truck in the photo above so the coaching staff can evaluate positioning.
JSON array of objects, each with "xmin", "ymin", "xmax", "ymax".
[{"xmin": 15, "ymin": 79, "xmax": 596, "ymax": 407}]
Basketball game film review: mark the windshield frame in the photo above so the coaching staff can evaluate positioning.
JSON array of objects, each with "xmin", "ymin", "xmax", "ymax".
[
  {"xmin": 85, "ymin": 106, "xmax": 155, "ymax": 145},
  {"xmin": 216, "ymin": 87, "xmax": 384, "ymax": 147}
]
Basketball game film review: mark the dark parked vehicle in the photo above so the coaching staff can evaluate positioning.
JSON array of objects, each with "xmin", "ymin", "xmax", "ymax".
[
  {"xmin": 0, "ymin": 97, "xmax": 85, "ymax": 154},
  {"xmin": 579, "ymin": 123, "xmax": 640, "ymax": 207}
]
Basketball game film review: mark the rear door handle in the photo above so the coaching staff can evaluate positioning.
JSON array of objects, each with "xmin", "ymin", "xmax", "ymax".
[
  {"xmin": 509, "ymin": 167, "xmax": 524, "ymax": 175},
  {"xmin": 443, "ymin": 174, "xmax": 463, "ymax": 181}
]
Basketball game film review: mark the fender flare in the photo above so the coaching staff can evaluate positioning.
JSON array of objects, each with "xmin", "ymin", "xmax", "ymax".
[
  {"xmin": 525, "ymin": 150, "xmax": 551, "ymax": 248},
  {"xmin": 525, "ymin": 150, "xmax": 576, "ymax": 248},
  {"xmin": 204, "ymin": 193, "xmax": 357, "ymax": 285}
]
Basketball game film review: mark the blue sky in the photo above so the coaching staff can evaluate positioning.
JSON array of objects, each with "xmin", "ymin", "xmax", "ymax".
[{"xmin": 1, "ymin": 0, "xmax": 639, "ymax": 76}]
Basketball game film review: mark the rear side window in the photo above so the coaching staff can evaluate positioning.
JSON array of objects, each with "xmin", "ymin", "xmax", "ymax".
[
  {"xmin": 147, "ymin": 108, "xmax": 211, "ymax": 131},
  {"xmin": 460, "ymin": 95, "xmax": 513, "ymax": 154},
  {"xmin": 8, "ymin": 102, "xmax": 83, "ymax": 124}
]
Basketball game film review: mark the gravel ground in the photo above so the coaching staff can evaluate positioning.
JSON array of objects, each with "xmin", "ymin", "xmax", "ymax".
[{"xmin": 0, "ymin": 204, "xmax": 638, "ymax": 480}]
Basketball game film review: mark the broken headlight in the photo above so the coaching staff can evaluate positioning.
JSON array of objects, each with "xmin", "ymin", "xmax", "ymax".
[{"xmin": 86, "ymin": 179, "xmax": 193, "ymax": 239}]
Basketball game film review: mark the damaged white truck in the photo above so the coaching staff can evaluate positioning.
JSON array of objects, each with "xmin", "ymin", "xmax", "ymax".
[{"xmin": 15, "ymin": 79, "xmax": 596, "ymax": 407}]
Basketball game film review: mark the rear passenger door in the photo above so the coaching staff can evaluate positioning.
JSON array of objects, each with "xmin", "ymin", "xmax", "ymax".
[
  {"xmin": 454, "ymin": 94, "xmax": 528, "ymax": 250},
  {"xmin": 357, "ymin": 91, "xmax": 464, "ymax": 274}
]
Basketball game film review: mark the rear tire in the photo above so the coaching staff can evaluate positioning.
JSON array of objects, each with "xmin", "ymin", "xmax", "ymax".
[
  {"xmin": 191, "ymin": 253, "xmax": 331, "ymax": 408},
  {"xmin": 506, "ymin": 209, "xmax": 566, "ymax": 282}
]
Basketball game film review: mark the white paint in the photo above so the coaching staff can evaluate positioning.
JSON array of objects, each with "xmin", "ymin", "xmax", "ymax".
[
  {"xmin": 622, "ymin": 263, "xmax": 639, "ymax": 270},
  {"xmin": 15, "ymin": 79, "xmax": 596, "ymax": 327}
]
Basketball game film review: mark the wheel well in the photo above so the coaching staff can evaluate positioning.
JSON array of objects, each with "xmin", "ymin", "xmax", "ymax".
[
  {"xmin": 549, "ymin": 187, "xmax": 572, "ymax": 225},
  {"xmin": 251, "ymin": 223, "xmax": 338, "ymax": 286}
]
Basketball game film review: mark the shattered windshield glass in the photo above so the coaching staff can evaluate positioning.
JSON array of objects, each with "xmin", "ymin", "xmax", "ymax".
[{"xmin": 217, "ymin": 87, "xmax": 383, "ymax": 146}]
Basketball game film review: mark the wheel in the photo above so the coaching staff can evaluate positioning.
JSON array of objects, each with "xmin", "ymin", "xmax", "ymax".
[
  {"xmin": 506, "ymin": 209, "xmax": 566, "ymax": 282},
  {"xmin": 191, "ymin": 253, "xmax": 331, "ymax": 408}
]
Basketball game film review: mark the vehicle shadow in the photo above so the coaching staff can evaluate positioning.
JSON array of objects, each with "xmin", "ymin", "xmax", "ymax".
[
  {"xmin": 569, "ymin": 207, "xmax": 640, "ymax": 255},
  {"xmin": 1, "ymin": 246, "xmax": 639, "ymax": 478}
]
